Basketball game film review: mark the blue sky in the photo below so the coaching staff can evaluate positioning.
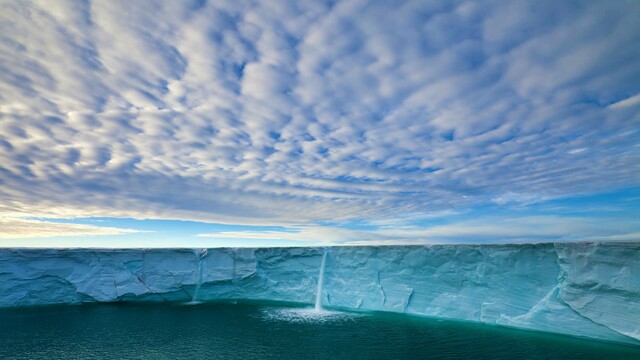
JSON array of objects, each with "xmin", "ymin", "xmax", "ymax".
[{"xmin": 0, "ymin": 0, "xmax": 638, "ymax": 247}]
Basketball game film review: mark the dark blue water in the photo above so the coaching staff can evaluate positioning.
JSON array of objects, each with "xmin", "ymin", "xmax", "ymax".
[{"xmin": 0, "ymin": 302, "xmax": 638, "ymax": 359}]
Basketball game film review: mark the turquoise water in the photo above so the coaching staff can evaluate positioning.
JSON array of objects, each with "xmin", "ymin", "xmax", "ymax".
[{"xmin": 0, "ymin": 302, "xmax": 638, "ymax": 359}]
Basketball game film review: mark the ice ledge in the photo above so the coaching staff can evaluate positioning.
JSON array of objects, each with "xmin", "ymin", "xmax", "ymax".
[{"xmin": 0, "ymin": 243, "xmax": 638, "ymax": 345}]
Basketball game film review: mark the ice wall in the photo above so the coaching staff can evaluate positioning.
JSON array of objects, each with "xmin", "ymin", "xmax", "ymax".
[{"xmin": 0, "ymin": 243, "xmax": 638, "ymax": 345}]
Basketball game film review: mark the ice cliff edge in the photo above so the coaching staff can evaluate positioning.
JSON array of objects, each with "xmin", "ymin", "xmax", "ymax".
[{"xmin": 0, "ymin": 243, "xmax": 638, "ymax": 345}]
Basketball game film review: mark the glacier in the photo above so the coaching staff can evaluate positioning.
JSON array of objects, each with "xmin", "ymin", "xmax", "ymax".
[{"xmin": 0, "ymin": 243, "xmax": 638, "ymax": 345}]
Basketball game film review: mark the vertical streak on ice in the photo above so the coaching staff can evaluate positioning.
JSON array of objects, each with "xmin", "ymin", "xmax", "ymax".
[
  {"xmin": 191, "ymin": 248, "xmax": 207, "ymax": 304},
  {"xmin": 315, "ymin": 250, "xmax": 328, "ymax": 311}
]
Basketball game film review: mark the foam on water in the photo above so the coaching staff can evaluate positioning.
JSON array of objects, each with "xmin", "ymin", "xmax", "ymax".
[
  {"xmin": 259, "ymin": 307, "xmax": 362, "ymax": 323},
  {"xmin": 181, "ymin": 301, "xmax": 202, "ymax": 306}
]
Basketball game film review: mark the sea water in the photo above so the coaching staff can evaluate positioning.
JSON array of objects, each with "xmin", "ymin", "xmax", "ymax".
[{"xmin": 0, "ymin": 302, "xmax": 638, "ymax": 359}]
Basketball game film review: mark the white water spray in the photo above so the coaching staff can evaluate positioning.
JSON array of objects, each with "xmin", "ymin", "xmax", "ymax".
[{"xmin": 315, "ymin": 251, "xmax": 328, "ymax": 311}]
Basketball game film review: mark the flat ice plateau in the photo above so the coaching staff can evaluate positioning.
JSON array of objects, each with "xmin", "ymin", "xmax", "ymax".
[{"xmin": 1, "ymin": 243, "xmax": 638, "ymax": 345}]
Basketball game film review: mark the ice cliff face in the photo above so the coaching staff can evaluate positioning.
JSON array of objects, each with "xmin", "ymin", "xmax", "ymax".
[{"xmin": 0, "ymin": 243, "xmax": 638, "ymax": 345}]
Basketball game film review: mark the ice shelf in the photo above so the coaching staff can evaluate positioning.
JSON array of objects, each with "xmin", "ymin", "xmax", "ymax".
[{"xmin": 0, "ymin": 243, "xmax": 638, "ymax": 345}]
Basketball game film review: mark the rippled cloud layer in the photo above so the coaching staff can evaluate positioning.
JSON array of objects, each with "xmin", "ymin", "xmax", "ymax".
[{"xmin": 0, "ymin": 0, "xmax": 638, "ymax": 244}]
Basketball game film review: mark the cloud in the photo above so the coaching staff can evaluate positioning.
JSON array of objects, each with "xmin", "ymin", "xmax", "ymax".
[
  {"xmin": 608, "ymin": 93, "xmax": 640, "ymax": 110},
  {"xmin": 197, "ymin": 226, "xmax": 376, "ymax": 245},
  {"xmin": 0, "ymin": 0, "xmax": 638, "ymax": 230},
  {"xmin": 0, "ymin": 218, "xmax": 142, "ymax": 239},
  {"xmin": 197, "ymin": 215, "xmax": 640, "ymax": 245}
]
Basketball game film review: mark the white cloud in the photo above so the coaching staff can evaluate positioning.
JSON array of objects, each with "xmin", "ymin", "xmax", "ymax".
[
  {"xmin": 0, "ymin": 0, "xmax": 638, "ymax": 229},
  {"xmin": 0, "ymin": 218, "xmax": 142, "ymax": 239},
  {"xmin": 608, "ymin": 93, "xmax": 640, "ymax": 110},
  {"xmin": 197, "ymin": 215, "xmax": 640, "ymax": 245}
]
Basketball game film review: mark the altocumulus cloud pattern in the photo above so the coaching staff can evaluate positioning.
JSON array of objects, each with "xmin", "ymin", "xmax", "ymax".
[{"xmin": 0, "ymin": 0, "xmax": 639, "ymax": 245}]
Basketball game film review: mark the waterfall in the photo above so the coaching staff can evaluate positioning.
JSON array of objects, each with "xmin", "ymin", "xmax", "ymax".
[
  {"xmin": 315, "ymin": 251, "xmax": 328, "ymax": 311},
  {"xmin": 190, "ymin": 248, "xmax": 207, "ymax": 304}
]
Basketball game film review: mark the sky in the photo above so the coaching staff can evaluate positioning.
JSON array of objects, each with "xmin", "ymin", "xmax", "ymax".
[{"xmin": 0, "ymin": 0, "xmax": 638, "ymax": 247}]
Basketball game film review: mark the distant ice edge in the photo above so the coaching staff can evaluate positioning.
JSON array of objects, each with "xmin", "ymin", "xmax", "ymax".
[{"xmin": 0, "ymin": 243, "xmax": 638, "ymax": 345}]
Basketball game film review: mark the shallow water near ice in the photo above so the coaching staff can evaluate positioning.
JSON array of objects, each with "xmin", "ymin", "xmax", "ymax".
[{"xmin": 0, "ymin": 302, "xmax": 638, "ymax": 360}]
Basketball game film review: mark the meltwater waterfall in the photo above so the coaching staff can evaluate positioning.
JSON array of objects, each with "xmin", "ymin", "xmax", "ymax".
[
  {"xmin": 190, "ymin": 249, "xmax": 207, "ymax": 304},
  {"xmin": 315, "ymin": 251, "xmax": 328, "ymax": 311}
]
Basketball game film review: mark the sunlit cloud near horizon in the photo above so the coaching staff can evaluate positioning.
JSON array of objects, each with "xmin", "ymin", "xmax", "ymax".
[{"xmin": 0, "ymin": 0, "xmax": 638, "ymax": 247}]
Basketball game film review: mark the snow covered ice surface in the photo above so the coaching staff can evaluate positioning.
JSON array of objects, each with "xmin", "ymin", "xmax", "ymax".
[{"xmin": 0, "ymin": 243, "xmax": 638, "ymax": 345}]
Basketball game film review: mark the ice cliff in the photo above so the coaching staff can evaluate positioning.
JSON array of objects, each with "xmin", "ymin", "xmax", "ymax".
[{"xmin": 0, "ymin": 243, "xmax": 638, "ymax": 345}]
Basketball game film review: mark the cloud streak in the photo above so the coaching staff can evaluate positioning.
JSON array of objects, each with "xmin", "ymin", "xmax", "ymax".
[
  {"xmin": 197, "ymin": 215, "xmax": 640, "ymax": 245},
  {"xmin": 0, "ymin": 218, "xmax": 141, "ymax": 239}
]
